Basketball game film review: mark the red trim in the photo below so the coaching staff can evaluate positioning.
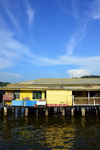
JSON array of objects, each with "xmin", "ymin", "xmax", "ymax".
[{"xmin": 47, "ymin": 104, "xmax": 68, "ymax": 106}]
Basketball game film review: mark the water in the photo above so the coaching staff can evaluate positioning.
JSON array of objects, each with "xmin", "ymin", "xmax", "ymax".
[{"xmin": 0, "ymin": 110, "xmax": 100, "ymax": 150}]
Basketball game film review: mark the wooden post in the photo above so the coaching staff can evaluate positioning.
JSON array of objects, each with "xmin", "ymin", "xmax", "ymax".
[
  {"xmin": 96, "ymin": 107, "xmax": 99, "ymax": 115},
  {"xmin": 71, "ymin": 107, "xmax": 74, "ymax": 116},
  {"xmin": 12, "ymin": 107, "xmax": 15, "ymax": 113},
  {"xmin": 21, "ymin": 107, "xmax": 25, "ymax": 114},
  {"xmin": 45, "ymin": 108, "xmax": 48, "ymax": 116},
  {"xmin": 81, "ymin": 108, "xmax": 85, "ymax": 116},
  {"xmin": 25, "ymin": 108, "xmax": 28, "ymax": 116},
  {"xmin": 62, "ymin": 107, "xmax": 65, "ymax": 116},
  {"xmin": 15, "ymin": 107, "xmax": 18, "ymax": 117},
  {"xmin": 4, "ymin": 107, "xmax": 7, "ymax": 116},
  {"xmin": 18, "ymin": 107, "xmax": 21, "ymax": 115},
  {"xmin": 36, "ymin": 108, "xmax": 38, "ymax": 116}
]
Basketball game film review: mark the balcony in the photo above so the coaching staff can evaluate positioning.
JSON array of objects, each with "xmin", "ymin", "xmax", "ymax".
[{"xmin": 73, "ymin": 97, "xmax": 100, "ymax": 106}]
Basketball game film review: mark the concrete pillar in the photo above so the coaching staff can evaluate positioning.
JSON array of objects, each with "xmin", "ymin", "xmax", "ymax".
[
  {"xmin": 62, "ymin": 107, "xmax": 65, "ymax": 116},
  {"xmin": 45, "ymin": 108, "xmax": 48, "ymax": 116},
  {"xmin": 4, "ymin": 107, "xmax": 7, "ymax": 116},
  {"xmin": 25, "ymin": 108, "xmax": 28, "ymax": 116},
  {"xmin": 71, "ymin": 107, "xmax": 74, "ymax": 116},
  {"xmin": 36, "ymin": 108, "xmax": 38, "ymax": 116},
  {"xmin": 81, "ymin": 108, "xmax": 85, "ymax": 116}
]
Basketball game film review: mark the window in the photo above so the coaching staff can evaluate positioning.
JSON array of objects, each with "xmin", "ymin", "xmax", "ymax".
[
  {"xmin": 14, "ymin": 90, "xmax": 20, "ymax": 99},
  {"xmin": 33, "ymin": 91, "xmax": 42, "ymax": 99}
]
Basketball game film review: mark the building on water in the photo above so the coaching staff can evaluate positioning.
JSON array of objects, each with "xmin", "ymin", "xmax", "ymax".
[{"xmin": 0, "ymin": 78, "xmax": 100, "ymax": 116}]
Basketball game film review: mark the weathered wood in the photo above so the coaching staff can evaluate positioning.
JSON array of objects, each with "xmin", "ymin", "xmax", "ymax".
[
  {"xmin": 45, "ymin": 108, "xmax": 48, "ymax": 116},
  {"xmin": 36, "ymin": 108, "xmax": 38, "ymax": 116},
  {"xmin": 71, "ymin": 108, "xmax": 74, "ymax": 116},
  {"xmin": 62, "ymin": 107, "xmax": 65, "ymax": 116},
  {"xmin": 12, "ymin": 107, "xmax": 14, "ymax": 113},
  {"xmin": 4, "ymin": 107, "xmax": 7, "ymax": 116},
  {"xmin": 96, "ymin": 107, "xmax": 99, "ymax": 115},
  {"xmin": 25, "ymin": 108, "xmax": 28, "ymax": 116},
  {"xmin": 81, "ymin": 108, "xmax": 85, "ymax": 116}
]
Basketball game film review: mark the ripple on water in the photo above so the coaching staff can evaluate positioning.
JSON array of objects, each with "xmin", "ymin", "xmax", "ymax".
[{"xmin": 0, "ymin": 115, "xmax": 100, "ymax": 149}]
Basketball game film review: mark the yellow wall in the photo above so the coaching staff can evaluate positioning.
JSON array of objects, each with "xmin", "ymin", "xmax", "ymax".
[
  {"xmin": 42, "ymin": 91, "xmax": 46, "ymax": 100},
  {"xmin": 18, "ymin": 90, "xmax": 45, "ymax": 100},
  {"xmin": 46, "ymin": 90, "xmax": 72, "ymax": 106},
  {"xmin": 20, "ymin": 90, "xmax": 32, "ymax": 100},
  {"xmin": 67, "ymin": 91, "xmax": 72, "ymax": 106},
  {"xmin": 4, "ymin": 90, "xmax": 72, "ymax": 105}
]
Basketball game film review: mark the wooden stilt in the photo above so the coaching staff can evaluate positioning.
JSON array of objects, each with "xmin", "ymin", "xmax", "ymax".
[
  {"xmin": 12, "ymin": 107, "xmax": 14, "ymax": 113},
  {"xmin": 96, "ymin": 107, "xmax": 99, "ymax": 115},
  {"xmin": 25, "ymin": 108, "xmax": 28, "ymax": 116},
  {"xmin": 81, "ymin": 108, "xmax": 85, "ymax": 116},
  {"xmin": 62, "ymin": 107, "xmax": 65, "ymax": 116},
  {"xmin": 4, "ymin": 107, "xmax": 7, "ymax": 116},
  {"xmin": 71, "ymin": 107, "xmax": 74, "ymax": 116},
  {"xmin": 45, "ymin": 108, "xmax": 48, "ymax": 116},
  {"xmin": 36, "ymin": 108, "xmax": 38, "ymax": 116}
]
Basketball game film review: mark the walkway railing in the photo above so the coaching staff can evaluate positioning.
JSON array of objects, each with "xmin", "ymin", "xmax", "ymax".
[{"xmin": 73, "ymin": 97, "xmax": 100, "ymax": 106}]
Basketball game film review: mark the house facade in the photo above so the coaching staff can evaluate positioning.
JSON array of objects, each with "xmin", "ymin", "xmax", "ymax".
[{"xmin": 1, "ymin": 78, "xmax": 100, "ymax": 107}]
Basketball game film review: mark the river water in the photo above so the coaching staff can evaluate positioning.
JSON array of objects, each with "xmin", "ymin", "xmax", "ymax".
[{"xmin": 0, "ymin": 109, "xmax": 100, "ymax": 150}]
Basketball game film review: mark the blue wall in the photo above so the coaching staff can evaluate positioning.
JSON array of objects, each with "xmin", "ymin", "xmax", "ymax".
[
  {"xmin": 12, "ymin": 100, "xmax": 36, "ymax": 107},
  {"xmin": 12, "ymin": 100, "xmax": 24, "ymax": 106}
]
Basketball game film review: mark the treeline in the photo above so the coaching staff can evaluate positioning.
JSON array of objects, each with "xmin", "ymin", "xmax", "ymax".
[
  {"xmin": 0, "ymin": 82, "xmax": 10, "ymax": 87},
  {"xmin": 81, "ymin": 75, "xmax": 100, "ymax": 78}
]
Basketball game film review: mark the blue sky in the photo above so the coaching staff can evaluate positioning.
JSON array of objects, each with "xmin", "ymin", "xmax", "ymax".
[{"xmin": 0, "ymin": 0, "xmax": 100, "ymax": 83}]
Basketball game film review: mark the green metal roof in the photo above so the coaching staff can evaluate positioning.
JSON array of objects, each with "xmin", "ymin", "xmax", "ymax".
[
  {"xmin": 1, "ymin": 78, "xmax": 100, "ymax": 90},
  {"xmin": 13, "ymin": 78, "xmax": 100, "ymax": 85}
]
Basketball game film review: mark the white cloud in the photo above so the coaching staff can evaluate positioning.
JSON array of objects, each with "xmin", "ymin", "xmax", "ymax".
[
  {"xmin": 90, "ymin": 0, "xmax": 100, "ymax": 19},
  {"xmin": 0, "ymin": 0, "xmax": 100, "ymax": 78},
  {"xmin": 0, "ymin": 72, "xmax": 22, "ymax": 83},
  {"xmin": 0, "ymin": 17, "xmax": 100, "ymax": 75},
  {"xmin": 65, "ymin": 19, "xmax": 88, "ymax": 56},
  {"xmin": 1, "ymin": 0, "xmax": 22, "ymax": 33},
  {"xmin": 67, "ymin": 69, "xmax": 91, "ymax": 78},
  {"xmin": 26, "ymin": 2, "xmax": 35, "ymax": 26},
  {"xmin": 56, "ymin": 0, "xmax": 78, "ymax": 19},
  {"xmin": 0, "ymin": 58, "xmax": 13, "ymax": 69},
  {"xmin": 6, "ymin": 10, "xmax": 22, "ymax": 33},
  {"xmin": 0, "ymin": 22, "xmax": 35, "ymax": 69}
]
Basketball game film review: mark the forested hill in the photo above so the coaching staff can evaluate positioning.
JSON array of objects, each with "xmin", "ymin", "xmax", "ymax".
[
  {"xmin": 81, "ymin": 75, "xmax": 100, "ymax": 78},
  {"xmin": 0, "ymin": 82, "xmax": 10, "ymax": 87}
]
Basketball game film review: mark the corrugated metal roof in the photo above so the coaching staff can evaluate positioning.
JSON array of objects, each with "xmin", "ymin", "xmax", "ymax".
[
  {"xmin": 1, "ymin": 78, "xmax": 100, "ymax": 91},
  {"xmin": 13, "ymin": 78, "xmax": 100, "ymax": 85}
]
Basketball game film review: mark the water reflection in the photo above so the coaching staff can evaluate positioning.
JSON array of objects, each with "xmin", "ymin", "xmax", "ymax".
[
  {"xmin": 45, "ymin": 125, "xmax": 74, "ymax": 149},
  {"xmin": 0, "ymin": 115, "xmax": 100, "ymax": 149}
]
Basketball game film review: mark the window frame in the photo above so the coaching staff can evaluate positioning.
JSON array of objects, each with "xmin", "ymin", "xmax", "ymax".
[
  {"xmin": 32, "ymin": 91, "xmax": 42, "ymax": 99},
  {"xmin": 14, "ymin": 90, "xmax": 20, "ymax": 99}
]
